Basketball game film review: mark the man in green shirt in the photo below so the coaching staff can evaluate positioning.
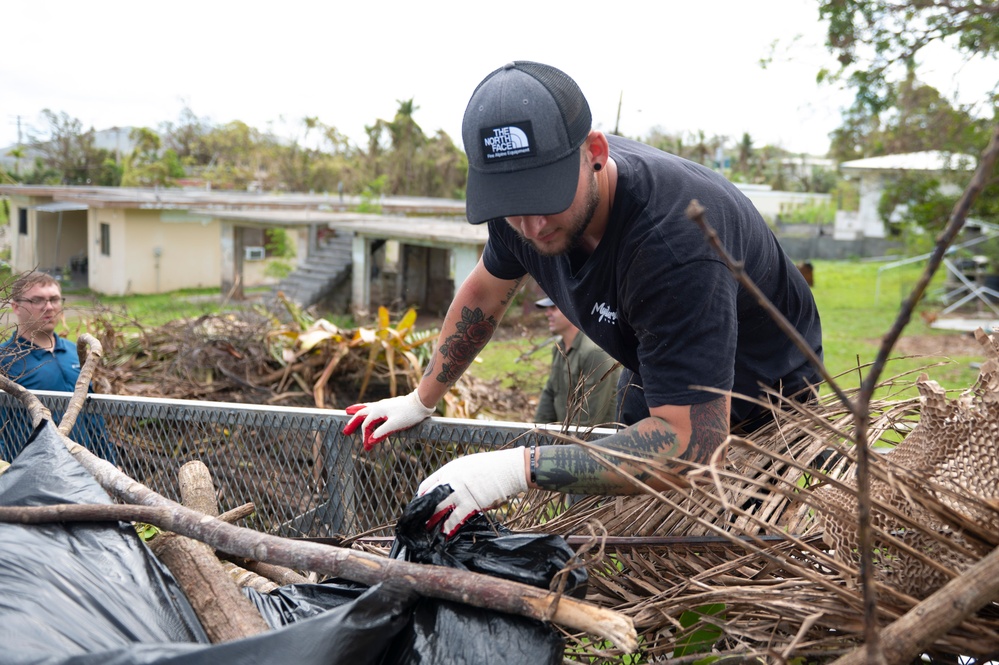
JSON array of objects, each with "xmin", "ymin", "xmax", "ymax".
[{"xmin": 534, "ymin": 297, "xmax": 621, "ymax": 428}]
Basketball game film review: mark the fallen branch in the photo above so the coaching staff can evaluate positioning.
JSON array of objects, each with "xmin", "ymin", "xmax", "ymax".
[
  {"xmin": 0, "ymin": 500, "xmax": 638, "ymax": 653},
  {"xmin": 58, "ymin": 333, "xmax": 104, "ymax": 436},
  {"xmin": 149, "ymin": 460, "xmax": 270, "ymax": 642}
]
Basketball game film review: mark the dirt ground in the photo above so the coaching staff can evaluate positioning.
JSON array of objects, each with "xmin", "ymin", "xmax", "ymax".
[{"xmin": 893, "ymin": 330, "xmax": 987, "ymax": 359}]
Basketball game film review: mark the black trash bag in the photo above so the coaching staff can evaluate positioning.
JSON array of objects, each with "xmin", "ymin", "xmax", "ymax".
[
  {"xmin": 245, "ymin": 579, "xmax": 370, "ymax": 627},
  {"xmin": 378, "ymin": 486, "xmax": 588, "ymax": 665},
  {"xmin": 0, "ymin": 420, "xmax": 417, "ymax": 665},
  {"xmin": 392, "ymin": 486, "xmax": 588, "ymax": 597},
  {"xmin": 247, "ymin": 486, "xmax": 589, "ymax": 665}
]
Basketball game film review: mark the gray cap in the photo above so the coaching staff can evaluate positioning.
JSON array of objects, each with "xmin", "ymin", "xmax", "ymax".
[
  {"xmin": 462, "ymin": 61, "xmax": 592, "ymax": 225},
  {"xmin": 535, "ymin": 297, "xmax": 555, "ymax": 308}
]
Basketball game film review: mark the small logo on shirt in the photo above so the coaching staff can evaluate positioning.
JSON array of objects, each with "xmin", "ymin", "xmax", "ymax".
[
  {"xmin": 481, "ymin": 122, "xmax": 536, "ymax": 162},
  {"xmin": 591, "ymin": 302, "xmax": 617, "ymax": 324}
]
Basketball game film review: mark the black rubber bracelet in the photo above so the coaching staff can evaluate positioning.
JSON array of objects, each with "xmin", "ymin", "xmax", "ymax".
[{"xmin": 529, "ymin": 444, "xmax": 537, "ymax": 485}]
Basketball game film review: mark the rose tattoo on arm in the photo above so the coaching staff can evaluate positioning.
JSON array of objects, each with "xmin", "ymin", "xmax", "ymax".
[{"xmin": 436, "ymin": 306, "xmax": 497, "ymax": 386}]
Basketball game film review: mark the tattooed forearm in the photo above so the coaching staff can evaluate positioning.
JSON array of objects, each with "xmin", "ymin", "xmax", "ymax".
[
  {"xmin": 682, "ymin": 398, "xmax": 728, "ymax": 464},
  {"xmin": 534, "ymin": 418, "xmax": 683, "ymax": 494},
  {"xmin": 435, "ymin": 306, "xmax": 497, "ymax": 386}
]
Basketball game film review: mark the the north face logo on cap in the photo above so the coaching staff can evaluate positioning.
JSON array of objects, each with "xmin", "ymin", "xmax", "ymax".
[{"xmin": 481, "ymin": 121, "xmax": 536, "ymax": 162}]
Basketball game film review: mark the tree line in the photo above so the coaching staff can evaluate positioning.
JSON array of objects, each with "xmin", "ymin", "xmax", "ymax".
[
  {"xmin": 3, "ymin": 0, "xmax": 996, "ymax": 240},
  {"xmin": 3, "ymin": 98, "xmax": 847, "ymax": 198}
]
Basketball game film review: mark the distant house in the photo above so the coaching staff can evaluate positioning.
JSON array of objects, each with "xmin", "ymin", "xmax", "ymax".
[
  {"xmin": 0, "ymin": 185, "xmax": 478, "ymax": 315},
  {"xmin": 835, "ymin": 151, "xmax": 977, "ymax": 240}
]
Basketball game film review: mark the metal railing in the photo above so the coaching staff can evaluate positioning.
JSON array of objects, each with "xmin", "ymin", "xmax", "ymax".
[{"xmin": 0, "ymin": 391, "xmax": 596, "ymax": 538}]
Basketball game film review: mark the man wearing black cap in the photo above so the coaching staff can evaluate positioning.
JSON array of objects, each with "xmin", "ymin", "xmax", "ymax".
[
  {"xmin": 344, "ymin": 61, "xmax": 822, "ymax": 537},
  {"xmin": 533, "ymin": 296, "xmax": 620, "ymax": 428}
]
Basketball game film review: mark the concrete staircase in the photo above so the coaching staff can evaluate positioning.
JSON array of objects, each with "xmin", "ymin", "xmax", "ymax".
[{"xmin": 272, "ymin": 232, "xmax": 353, "ymax": 309}]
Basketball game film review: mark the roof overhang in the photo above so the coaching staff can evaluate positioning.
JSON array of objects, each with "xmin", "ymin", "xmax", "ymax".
[{"xmin": 32, "ymin": 202, "xmax": 89, "ymax": 213}]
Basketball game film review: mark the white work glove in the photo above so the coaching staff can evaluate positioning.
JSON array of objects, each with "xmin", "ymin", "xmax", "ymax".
[
  {"xmin": 342, "ymin": 391, "xmax": 435, "ymax": 451},
  {"xmin": 417, "ymin": 447, "xmax": 528, "ymax": 538}
]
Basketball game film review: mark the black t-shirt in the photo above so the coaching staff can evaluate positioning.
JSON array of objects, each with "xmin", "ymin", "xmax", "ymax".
[{"xmin": 482, "ymin": 135, "xmax": 822, "ymax": 425}]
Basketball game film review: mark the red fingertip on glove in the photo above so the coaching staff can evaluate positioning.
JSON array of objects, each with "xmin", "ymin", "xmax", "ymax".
[
  {"xmin": 444, "ymin": 510, "xmax": 480, "ymax": 540},
  {"xmin": 425, "ymin": 506, "xmax": 452, "ymax": 531},
  {"xmin": 342, "ymin": 404, "xmax": 367, "ymax": 436},
  {"xmin": 362, "ymin": 418, "xmax": 388, "ymax": 450}
]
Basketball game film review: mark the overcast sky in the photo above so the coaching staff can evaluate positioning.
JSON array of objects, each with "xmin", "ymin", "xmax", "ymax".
[{"xmin": 3, "ymin": 0, "xmax": 996, "ymax": 157}]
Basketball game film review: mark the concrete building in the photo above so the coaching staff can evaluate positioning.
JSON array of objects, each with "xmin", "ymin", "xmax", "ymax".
[
  {"xmin": 0, "ymin": 185, "xmax": 476, "ymax": 315},
  {"xmin": 835, "ymin": 151, "xmax": 977, "ymax": 240}
]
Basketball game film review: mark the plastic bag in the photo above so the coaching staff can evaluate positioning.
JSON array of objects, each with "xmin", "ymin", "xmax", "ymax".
[
  {"xmin": 0, "ymin": 421, "xmax": 415, "ymax": 665},
  {"xmin": 378, "ymin": 486, "xmax": 587, "ymax": 665},
  {"xmin": 249, "ymin": 487, "xmax": 588, "ymax": 665}
]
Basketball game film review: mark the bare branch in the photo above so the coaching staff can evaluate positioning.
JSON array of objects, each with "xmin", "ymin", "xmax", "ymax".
[
  {"xmin": 58, "ymin": 334, "xmax": 103, "ymax": 436},
  {"xmin": 0, "ymin": 499, "xmax": 638, "ymax": 653}
]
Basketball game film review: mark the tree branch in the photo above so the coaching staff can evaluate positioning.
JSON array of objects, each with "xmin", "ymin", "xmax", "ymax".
[{"xmin": 0, "ymin": 500, "xmax": 638, "ymax": 653}]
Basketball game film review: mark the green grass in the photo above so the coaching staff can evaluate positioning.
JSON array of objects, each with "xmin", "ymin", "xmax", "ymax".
[
  {"xmin": 470, "ymin": 334, "xmax": 552, "ymax": 395},
  {"xmin": 811, "ymin": 259, "xmax": 981, "ymax": 398}
]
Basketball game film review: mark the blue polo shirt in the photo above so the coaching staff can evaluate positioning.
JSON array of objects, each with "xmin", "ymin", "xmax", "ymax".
[
  {"xmin": 0, "ymin": 331, "xmax": 116, "ymax": 463},
  {"xmin": 1, "ymin": 332, "xmax": 82, "ymax": 391}
]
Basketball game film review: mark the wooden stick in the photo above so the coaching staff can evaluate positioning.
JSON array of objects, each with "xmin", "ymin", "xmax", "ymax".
[
  {"xmin": 150, "ymin": 460, "xmax": 270, "ymax": 642},
  {"xmin": 58, "ymin": 333, "xmax": 104, "ymax": 436}
]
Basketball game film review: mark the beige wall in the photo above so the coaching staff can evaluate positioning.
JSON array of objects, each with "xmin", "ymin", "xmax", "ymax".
[
  {"xmin": 6, "ymin": 196, "xmax": 86, "ymax": 276},
  {"xmin": 8, "ymin": 195, "xmax": 37, "ymax": 274},
  {"xmin": 4, "ymin": 192, "xmax": 304, "ymax": 295},
  {"xmin": 89, "ymin": 208, "xmax": 222, "ymax": 295}
]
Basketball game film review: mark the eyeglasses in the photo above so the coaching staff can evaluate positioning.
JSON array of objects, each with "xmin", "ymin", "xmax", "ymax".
[{"xmin": 15, "ymin": 296, "xmax": 66, "ymax": 308}]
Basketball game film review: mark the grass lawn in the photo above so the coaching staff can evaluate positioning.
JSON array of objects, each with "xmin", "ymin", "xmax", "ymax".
[{"xmin": 810, "ymin": 259, "xmax": 983, "ymax": 399}]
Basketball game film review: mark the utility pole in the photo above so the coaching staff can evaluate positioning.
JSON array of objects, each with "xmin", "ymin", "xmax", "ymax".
[{"xmin": 613, "ymin": 91, "xmax": 623, "ymax": 136}]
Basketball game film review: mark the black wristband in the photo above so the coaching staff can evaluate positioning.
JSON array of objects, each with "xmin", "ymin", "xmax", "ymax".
[{"xmin": 529, "ymin": 444, "xmax": 537, "ymax": 485}]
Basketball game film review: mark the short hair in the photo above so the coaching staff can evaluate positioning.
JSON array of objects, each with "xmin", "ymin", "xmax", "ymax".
[{"xmin": 10, "ymin": 272, "xmax": 61, "ymax": 301}]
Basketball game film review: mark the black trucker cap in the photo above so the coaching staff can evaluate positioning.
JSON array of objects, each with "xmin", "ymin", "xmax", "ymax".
[{"xmin": 461, "ymin": 61, "xmax": 592, "ymax": 225}]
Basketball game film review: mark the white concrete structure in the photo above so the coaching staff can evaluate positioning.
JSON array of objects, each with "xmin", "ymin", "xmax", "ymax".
[
  {"xmin": 835, "ymin": 151, "xmax": 977, "ymax": 240},
  {"xmin": 733, "ymin": 183, "xmax": 831, "ymax": 222}
]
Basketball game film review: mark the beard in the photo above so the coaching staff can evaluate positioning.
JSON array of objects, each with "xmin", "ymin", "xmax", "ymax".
[{"xmin": 520, "ymin": 173, "xmax": 600, "ymax": 257}]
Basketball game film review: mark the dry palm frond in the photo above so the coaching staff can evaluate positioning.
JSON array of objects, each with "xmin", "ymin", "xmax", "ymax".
[{"xmin": 502, "ymin": 349, "xmax": 999, "ymax": 663}]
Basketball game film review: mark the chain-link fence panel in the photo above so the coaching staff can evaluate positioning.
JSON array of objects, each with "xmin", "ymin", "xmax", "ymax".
[{"xmin": 0, "ymin": 391, "xmax": 573, "ymax": 539}]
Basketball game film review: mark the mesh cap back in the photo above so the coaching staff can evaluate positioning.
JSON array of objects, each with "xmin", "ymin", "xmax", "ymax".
[{"xmin": 462, "ymin": 61, "xmax": 593, "ymax": 224}]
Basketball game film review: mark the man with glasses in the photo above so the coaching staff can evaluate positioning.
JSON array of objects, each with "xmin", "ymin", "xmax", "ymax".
[{"xmin": 1, "ymin": 272, "xmax": 115, "ymax": 463}]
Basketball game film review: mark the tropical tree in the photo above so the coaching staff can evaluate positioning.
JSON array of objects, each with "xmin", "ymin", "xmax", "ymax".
[
  {"xmin": 830, "ymin": 71, "xmax": 990, "ymax": 161},
  {"xmin": 819, "ymin": 0, "xmax": 999, "ymax": 241},
  {"xmin": 161, "ymin": 106, "xmax": 213, "ymax": 166},
  {"xmin": 197, "ymin": 121, "xmax": 268, "ymax": 190},
  {"xmin": 5, "ymin": 146, "xmax": 25, "ymax": 177},
  {"xmin": 121, "ymin": 127, "xmax": 182, "ymax": 187},
  {"xmin": 29, "ymin": 110, "xmax": 110, "ymax": 185},
  {"xmin": 818, "ymin": 0, "xmax": 999, "ymax": 114},
  {"xmin": 361, "ymin": 99, "xmax": 466, "ymax": 198}
]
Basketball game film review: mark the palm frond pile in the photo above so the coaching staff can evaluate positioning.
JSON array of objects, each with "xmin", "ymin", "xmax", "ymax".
[{"xmin": 505, "ymin": 334, "xmax": 999, "ymax": 662}]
